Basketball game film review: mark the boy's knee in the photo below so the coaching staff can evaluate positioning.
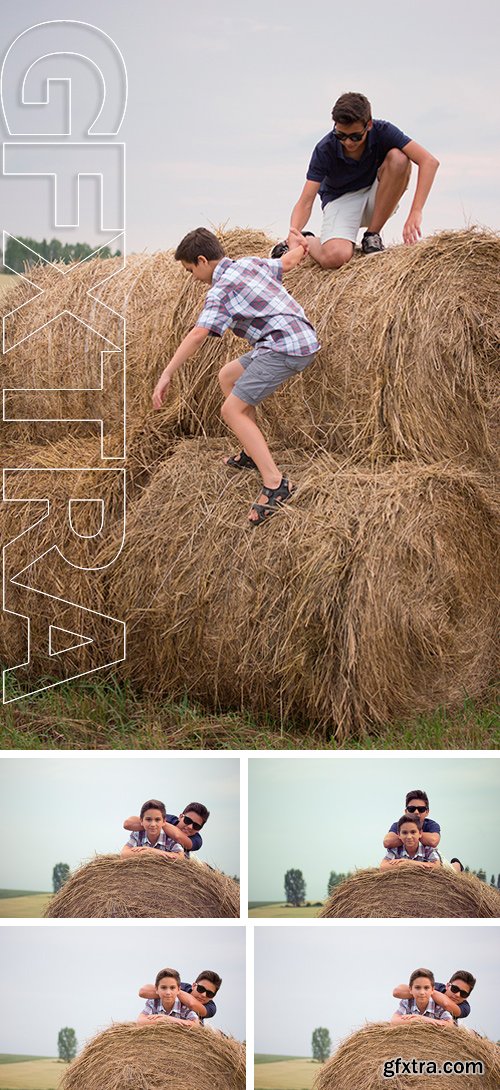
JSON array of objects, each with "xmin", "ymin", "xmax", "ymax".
[
  {"xmin": 220, "ymin": 397, "xmax": 232, "ymax": 423},
  {"xmin": 318, "ymin": 242, "xmax": 353, "ymax": 270},
  {"xmin": 384, "ymin": 148, "xmax": 411, "ymax": 176}
]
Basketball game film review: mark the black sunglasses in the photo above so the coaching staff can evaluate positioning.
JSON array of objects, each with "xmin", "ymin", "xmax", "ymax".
[
  {"xmin": 406, "ymin": 805, "xmax": 428, "ymax": 814},
  {"xmin": 333, "ymin": 123, "xmax": 368, "ymax": 143},
  {"xmin": 194, "ymin": 983, "xmax": 216, "ymax": 998},
  {"xmin": 449, "ymin": 984, "xmax": 470, "ymax": 999},
  {"xmin": 182, "ymin": 815, "xmax": 203, "ymax": 831}
]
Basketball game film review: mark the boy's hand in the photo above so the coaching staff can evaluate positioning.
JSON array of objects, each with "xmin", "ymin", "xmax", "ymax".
[
  {"xmin": 403, "ymin": 211, "xmax": 422, "ymax": 245},
  {"xmin": 288, "ymin": 227, "xmax": 309, "ymax": 252},
  {"xmin": 153, "ymin": 370, "xmax": 172, "ymax": 409}
]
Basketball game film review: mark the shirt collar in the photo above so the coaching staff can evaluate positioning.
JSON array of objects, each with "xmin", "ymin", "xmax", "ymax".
[{"xmin": 211, "ymin": 257, "xmax": 233, "ymax": 284}]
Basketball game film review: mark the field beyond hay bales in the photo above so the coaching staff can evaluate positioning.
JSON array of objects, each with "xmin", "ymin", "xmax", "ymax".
[
  {"xmin": 43, "ymin": 852, "xmax": 239, "ymax": 918},
  {"xmin": 0, "ymin": 1055, "xmax": 62, "ymax": 1090},
  {"xmin": 319, "ymin": 867, "xmax": 500, "ymax": 918},
  {"xmin": 314, "ymin": 1021, "xmax": 500, "ymax": 1090},
  {"xmin": 60, "ymin": 1020, "xmax": 245, "ymax": 1090}
]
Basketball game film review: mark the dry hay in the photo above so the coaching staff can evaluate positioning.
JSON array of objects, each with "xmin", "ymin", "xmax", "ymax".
[
  {"xmin": 100, "ymin": 440, "xmax": 498, "ymax": 737},
  {"xmin": 43, "ymin": 851, "xmax": 240, "ymax": 918},
  {"xmin": 60, "ymin": 1020, "xmax": 245, "ymax": 1090},
  {"xmin": 3, "ymin": 228, "xmax": 499, "ymax": 470},
  {"xmin": 314, "ymin": 1021, "xmax": 500, "ymax": 1090},
  {"xmin": 318, "ymin": 867, "xmax": 500, "ymax": 918},
  {"xmin": 156, "ymin": 227, "xmax": 500, "ymax": 470},
  {"xmin": 0, "ymin": 436, "xmax": 124, "ymax": 683}
]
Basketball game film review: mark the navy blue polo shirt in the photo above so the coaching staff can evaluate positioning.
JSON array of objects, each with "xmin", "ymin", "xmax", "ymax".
[
  {"xmin": 166, "ymin": 814, "xmax": 202, "ymax": 852},
  {"xmin": 181, "ymin": 981, "xmax": 216, "ymax": 1019},
  {"xmin": 389, "ymin": 817, "xmax": 440, "ymax": 835},
  {"xmin": 434, "ymin": 982, "xmax": 470, "ymax": 1019},
  {"xmin": 306, "ymin": 119, "xmax": 411, "ymax": 207}
]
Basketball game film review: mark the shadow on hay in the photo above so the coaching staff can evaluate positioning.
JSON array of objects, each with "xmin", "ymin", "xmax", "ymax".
[
  {"xmin": 313, "ymin": 1021, "xmax": 500, "ymax": 1090},
  {"xmin": 44, "ymin": 852, "xmax": 239, "ymax": 918},
  {"xmin": 318, "ymin": 867, "xmax": 500, "ymax": 918},
  {"xmin": 60, "ymin": 1020, "xmax": 245, "ymax": 1090}
]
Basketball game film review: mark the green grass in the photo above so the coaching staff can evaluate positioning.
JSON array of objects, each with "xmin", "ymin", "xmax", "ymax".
[
  {"xmin": 255, "ymin": 1055, "xmax": 309, "ymax": 1064},
  {"xmin": 254, "ymin": 1056, "xmax": 318, "ymax": 1089},
  {"xmin": 249, "ymin": 903, "xmax": 322, "ymax": 918},
  {"xmin": 0, "ymin": 671, "xmax": 498, "ymax": 750},
  {"xmin": 0, "ymin": 889, "xmax": 48, "ymax": 899},
  {"xmin": 0, "ymin": 1056, "xmax": 63, "ymax": 1090},
  {"xmin": 0, "ymin": 894, "xmax": 52, "ymax": 918},
  {"xmin": 0, "ymin": 1058, "xmax": 53, "ymax": 1066}
]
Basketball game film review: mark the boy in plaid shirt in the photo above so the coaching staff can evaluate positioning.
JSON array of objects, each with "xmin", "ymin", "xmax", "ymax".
[
  {"xmin": 137, "ymin": 967, "xmax": 198, "ymax": 1026},
  {"xmin": 153, "ymin": 227, "xmax": 319, "ymax": 526},
  {"xmin": 391, "ymin": 968, "xmax": 452, "ymax": 1024},
  {"xmin": 380, "ymin": 813, "xmax": 441, "ymax": 870}
]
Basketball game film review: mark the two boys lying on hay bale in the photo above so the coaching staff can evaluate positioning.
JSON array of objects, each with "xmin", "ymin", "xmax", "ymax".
[
  {"xmin": 121, "ymin": 798, "xmax": 209, "ymax": 860},
  {"xmin": 392, "ymin": 966, "xmax": 475, "ymax": 1026},
  {"xmin": 380, "ymin": 788, "xmax": 464, "ymax": 873},
  {"xmin": 137, "ymin": 966, "xmax": 222, "ymax": 1027}
]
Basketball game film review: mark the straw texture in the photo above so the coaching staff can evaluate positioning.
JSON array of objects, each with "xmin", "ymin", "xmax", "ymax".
[
  {"xmin": 314, "ymin": 1021, "xmax": 500, "ymax": 1090},
  {"xmin": 319, "ymin": 867, "xmax": 500, "ymax": 918},
  {"xmin": 60, "ymin": 1020, "xmax": 245, "ymax": 1090}
]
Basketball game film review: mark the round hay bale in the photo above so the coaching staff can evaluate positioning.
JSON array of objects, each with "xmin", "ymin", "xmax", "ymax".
[
  {"xmin": 60, "ymin": 1020, "xmax": 245, "ymax": 1090},
  {"xmin": 319, "ymin": 867, "xmax": 500, "ymax": 918},
  {"xmin": 43, "ymin": 852, "xmax": 240, "ymax": 918},
  {"xmin": 314, "ymin": 1021, "xmax": 500, "ymax": 1090},
  {"xmin": 102, "ymin": 440, "xmax": 498, "ymax": 737},
  {"xmin": 155, "ymin": 227, "xmax": 500, "ymax": 470}
]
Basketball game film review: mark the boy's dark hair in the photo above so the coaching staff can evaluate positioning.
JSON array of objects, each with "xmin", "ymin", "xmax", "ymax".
[
  {"xmin": 155, "ymin": 967, "xmax": 181, "ymax": 988},
  {"xmin": 175, "ymin": 228, "xmax": 225, "ymax": 264},
  {"xmin": 409, "ymin": 967, "xmax": 435, "ymax": 987},
  {"xmin": 183, "ymin": 802, "xmax": 210, "ymax": 824},
  {"xmin": 450, "ymin": 970, "xmax": 476, "ymax": 993},
  {"xmin": 196, "ymin": 970, "xmax": 222, "ymax": 991},
  {"xmin": 331, "ymin": 92, "xmax": 371, "ymax": 126},
  {"xmin": 140, "ymin": 799, "xmax": 167, "ymax": 819},
  {"xmin": 398, "ymin": 813, "xmax": 422, "ymax": 833},
  {"xmin": 405, "ymin": 789, "xmax": 429, "ymax": 809}
]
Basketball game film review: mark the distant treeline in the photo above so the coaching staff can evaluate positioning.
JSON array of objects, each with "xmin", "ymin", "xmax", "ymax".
[{"xmin": 2, "ymin": 235, "xmax": 121, "ymax": 273}]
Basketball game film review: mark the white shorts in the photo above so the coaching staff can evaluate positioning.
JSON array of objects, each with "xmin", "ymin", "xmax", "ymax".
[{"xmin": 320, "ymin": 178, "xmax": 399, "ymax": 245}]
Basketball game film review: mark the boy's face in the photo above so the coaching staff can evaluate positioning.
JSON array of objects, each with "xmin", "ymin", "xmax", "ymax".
[
  {"xmin": 181, "ymin": 257, "xmax": 214, "ymax": 284},
  {"xmin": 405, "ymin": 797, "xmax": 429, "ymax": 820},
  {"xmin": 157, "ymin": 976, "xmax": 179, "ymax": 1008},
  {"xmin": 399, "ymin": 820, "xmax": 421, "ymax": 853},
  {"xmin": 141, "ymin": 807, "xmax": 164, "ymax": 841},
  {"xmin": 178, "ymin": 810, "xmax": 205, "ymax": 836},
  {"xmin": 410, "ymin": 976, "xmax": 433, "ymax": 1004},
  {"xmin": 333, "ymin": 117, "xmax": 372, "ymax": 151},
  {"xmin": 445, "ymin": 979, "xmax": 471, "ymax": 1002},
  {"xmin": 192, "ymin": 977, "xmax": 218, "ymax": 1001}
]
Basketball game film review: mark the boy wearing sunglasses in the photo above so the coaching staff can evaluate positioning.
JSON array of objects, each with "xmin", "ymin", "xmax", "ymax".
[
  {"xmin": 124, "ymin": 801, "xmax": 209, "ymax": 858},
  {"xmin": 393, "ymin": 971, "xmax": 475, "ymax": 1024},
  {"xmin": 383, "ymin": 789, "xmax": 463, "ymax": 873},
  {"xmin": 139, "ymin": 970, "xmax": 222, "ymax": 1024},
  {"xmin": 272, "ymin": 90, "xmax": 438, "ymax": 268}
]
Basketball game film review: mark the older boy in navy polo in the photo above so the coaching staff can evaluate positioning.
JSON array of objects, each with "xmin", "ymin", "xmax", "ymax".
[
  {"xmin": 124, "ymin": 801, "xmax": 209, "ymax": 858},
  {"xmin": 139, "ymin": 970, "xmax": 222, "ymax": 1024},
  {"xmin": 394, "ymin": 970, "xmax": 475, "ymax": 1024},
  {"xmin": 383, "ymin": 789, "xmax": 463, "ymax": 873},
  {"xmin": 380, "ymin": 814, "xmax": 441, "ymax": 870},
  {"xmin": 153, "ymin": 227, "xmax": 319, "ymax": 526},
  {"xmin": 275, "ymin": 91, "xmax": 438, "ymax": 268}
]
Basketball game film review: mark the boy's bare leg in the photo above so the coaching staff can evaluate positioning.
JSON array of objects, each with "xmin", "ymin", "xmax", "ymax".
[
  {"xmin": 219, "ymin": 360, "xmax": 258, "ymax": 462},
  {"xmin": 306, "ymin": 235, "xmax": 353, "ymax": 270},
  {"xmin": 366, "ymin": 148, "xmax": 411, "ymax": 233},
  {"xmin": 220, "ymin": 393, "xmax": 285, "ymax": 522}
]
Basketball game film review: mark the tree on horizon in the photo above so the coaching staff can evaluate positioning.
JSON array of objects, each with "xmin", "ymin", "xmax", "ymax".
[
  {"xmin": 312, "ymin": 1026, "xmax": 331, "ymax": 1063},
  {"xmin": 52, "ymin": 863, "xmax": 70, "ymax": 893},
  {"xmin": 58, "ymin": 1027, "xmax": 77, "ymax": 1063},
  {"xmin": 284, "ymin": 868, "xmax": 306, "ymax": 906}
]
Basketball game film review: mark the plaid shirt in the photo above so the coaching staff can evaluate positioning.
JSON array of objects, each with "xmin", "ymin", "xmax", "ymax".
[
  {"xmin": 126, "ymin": 829, "xmax": 182, "ymax": 853},
  {"xmin": 196, "ymin": 257, "xmax": 319, "ymax": 356},
  {"xmin": 396, "ymin": 997, "xmax": 452, "ymax": 1021},
  {"xmin": 384, "ymin": 843, "xmax": 440, "ymax": 864},
  {"xmin": 141, "ymin": 997, "xmax": 198, "ymax": 1021}
]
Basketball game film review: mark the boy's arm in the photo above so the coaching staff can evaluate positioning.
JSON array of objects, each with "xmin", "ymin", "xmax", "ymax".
[
  {"xmin": 124, "ymin": 816, "xmax": 142, "ymax": 832},
  {"xmin": 432, "ymin": 991, "xmax": 461, "ymax": 1018},
  {"xmin": 281, "ymin": 235, "xmax": 309, "ymax": 272},
  {"xmin": 383, "ymin": 832, "xmax": 402, "ymax": 849},
  {"xmin": 393, "ymin": 985, "xmax": 411, "ymax": 999},
  {"xmin": 139, "ymin": 984, "xmax": 156, "ymax": 999},
  {"xmin": 121, "ymin": 843, "xmax": 140, "ymax": 857},
  {"xmin": 178, "ymin": 989, "xmax": 208, "ymax": 1018},
  {"xmin": 287, "ymin": 180, "xmax": 321, "ymax": 243},
  {"xmin": 420, "ymin": 831, "xmax": 440, "ymax": 847},
  {"xmin": 137, "ymin": 1012, "xmax": 151, "ymax": 1023},
  {"xmin": 380, "ymin": 856, "xmax": 397, "ymax": 870},
  {"xmin": 153, "ymin": 326, "xmax": 209, "ymax": 409},
  {"xmin": 400, "ymin": 140, "xmax": 439, "ymax": 244},
  {"xmin": 163, "ymin": 821, "xmax": 194, "ymax": 852}
]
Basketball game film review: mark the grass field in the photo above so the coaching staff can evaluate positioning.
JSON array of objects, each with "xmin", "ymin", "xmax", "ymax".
[
  {"xmin": 0, "ymin": 672, "xmax": 498, "ymax": 750},
  {"xmin": 0, "ymin": 893, "xmax": 52, "ymax": 918},
  {"xmin": 0, "ymin": 1056, "xmax": 63, "ymax": 1089},
  {"xmin": 0, "ymin": 890, "xmax": 48, "ymax": 900},
  {"xmin": 249, "ymin": 903, "xmax": 322, "ymax": 918},
  {"xmin": 254, "ymin": 1056, "xmax": 319, "ymax": 1089}
]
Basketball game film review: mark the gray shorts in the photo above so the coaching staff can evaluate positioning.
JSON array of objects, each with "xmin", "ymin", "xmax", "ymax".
[{"xmin": 232, "ymin": 347, "xmax": 316, "ymax": 406}]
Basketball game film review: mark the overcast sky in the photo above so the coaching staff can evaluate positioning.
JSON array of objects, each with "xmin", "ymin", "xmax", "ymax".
[
  {"xmin": 0, "ymin": 755, "xmax": 239, "ymax": 890},
  {"xmin": 0, "ymin": 1, "xmax": 499, "ymax": 255},
  {"xmin": 255, "ymin": 925, "xmax": 500, "ymax": 1054},
  {"xmin": 0, "ymin": 924, "xmax": 245, "ymax": 1053},
  {"xmin": 249, "ymin": 756, "xmax": 500, "ymax": 901}
]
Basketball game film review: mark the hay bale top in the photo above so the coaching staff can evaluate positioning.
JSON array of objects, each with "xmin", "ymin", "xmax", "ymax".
[
  {"xmin": 44, "ymin": 852, "xmax": 239, "ymax": 918},
  {"xmin": 61, "ymin": 1020, "xmax": 245, "ymax": 1090},
  {"xmin": 319, "ymin": 867, "xmax": 500, "ymax": 918},
  {"xmin": 314, "ymin": 1020, "xmax": 500, "ymax": 1090}
]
